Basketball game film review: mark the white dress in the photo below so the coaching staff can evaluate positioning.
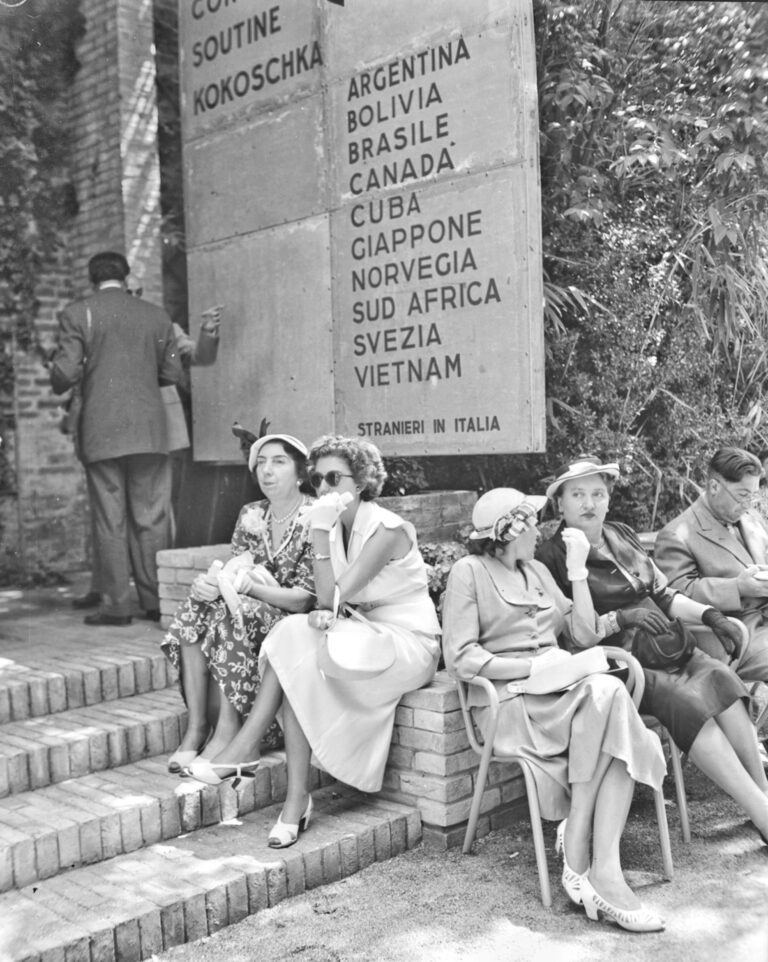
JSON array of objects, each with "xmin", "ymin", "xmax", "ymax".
[{"xmin": 262, "ymin": 500, "xmax": 441, "ymax": 792}]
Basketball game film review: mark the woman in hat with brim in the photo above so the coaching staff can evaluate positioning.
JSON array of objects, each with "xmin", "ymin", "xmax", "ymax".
[
  {"xmin": 162, "ymin": 434, "xmax": 315, "ymax": 775},
  {"xmin": 536, "ymin": 457, "xmax": 768, "ymax": 850},
  {"xmin": 188, "ymin": 434, "xmax": 441, "ymax": 848},
  {"xmin": 442, "ymin": 488, "xmax": 667, "ymax": 932}
]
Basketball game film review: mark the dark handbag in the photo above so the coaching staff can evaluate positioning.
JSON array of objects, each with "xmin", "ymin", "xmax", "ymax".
[{"xmin": 631, "ymin": 617, "xmax": 697, "ymax": 671}]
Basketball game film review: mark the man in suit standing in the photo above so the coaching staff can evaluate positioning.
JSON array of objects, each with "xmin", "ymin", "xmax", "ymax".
[
  {"xmin": 50, "ymin": 251, "xmax": 182, "ymax": 626},
  {"xmin": 655, "ymin": 447, "xmax": 768, "ymax": 740}
]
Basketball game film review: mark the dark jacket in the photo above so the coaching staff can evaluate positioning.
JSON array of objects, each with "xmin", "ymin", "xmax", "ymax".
[
  {"xmin": 535, "ymin": 520, "xmax": 678, "ymax": 648},
  {"xmin": 51, "ymin": 287, "xmax": 181, "ymax": 464}
]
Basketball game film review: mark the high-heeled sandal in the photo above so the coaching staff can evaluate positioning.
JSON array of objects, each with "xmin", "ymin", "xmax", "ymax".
[
  {"xmin": 268, "ymin": 796, "xmax": 314, "ymax": 849},
  {"xmin": 580, "ymin": 876, "xmax": 665, "ymax": 933},
  {"xmin": 184, "ymin": 758, "xmax": 260, "ymax": 787},
  {"xmin": 555, "ymin": 819, "xmax": 586, "ymax": 905},
  {"xmin": 168, "ymin": 749, "xmax": 202, "ymax": 774}
]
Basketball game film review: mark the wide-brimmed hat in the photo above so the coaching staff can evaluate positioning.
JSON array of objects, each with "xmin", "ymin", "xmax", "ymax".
[
  {"xmin": 248, "ymin": 434, "xmax": 308, "ymax": 471},
  {"xmin": 469, "ymin": 488, "xmax": 547, "ymax": 541},
  {"xmin": 544, "ymin": 457, "xmax": 620, "ymax": 501}
]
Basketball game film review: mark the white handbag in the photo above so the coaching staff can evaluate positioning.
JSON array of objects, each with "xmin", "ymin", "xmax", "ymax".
[{"xmin": 317, "ymin": 587, "xmax": 396, "ymax": 680}]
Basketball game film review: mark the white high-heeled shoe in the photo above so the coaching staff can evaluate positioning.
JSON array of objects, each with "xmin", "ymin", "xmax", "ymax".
[
  {"xmin": 580, "ymin": 876, "xmax": 665, "ymax": 932},
  {"xmin": 167, "ymin": 749, "xmax": 201, "ymax": 774},
  {"xmin": 184, "ymin": 758, "xmax": 260, "ymax": 787},
  {"xmin": 555, "ymin": 819, "xmax": 586, "ymax": 905},
  {"xmin": 268, "ymin": 796, "xmax": 314, "ymax": 849}
]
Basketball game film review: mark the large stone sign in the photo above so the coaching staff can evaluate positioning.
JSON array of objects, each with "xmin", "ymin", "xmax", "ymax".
[{"xmin": 180, "ymin": 0, "xmax": 544, "ymax": 460}]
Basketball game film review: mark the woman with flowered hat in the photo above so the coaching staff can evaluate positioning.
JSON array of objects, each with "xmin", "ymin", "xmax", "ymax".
[
  {"xmin": 162, "ymin": 434, "xmax": 315, "ymax": 774},
  {"xmin": 442, "ymin": 487, "xmax": 667, "ymax": 933}
]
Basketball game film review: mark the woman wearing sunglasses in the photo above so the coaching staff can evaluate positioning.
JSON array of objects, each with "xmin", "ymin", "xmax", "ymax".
[
  {"xmin": 162, "ymin": 434, "xmax": 315, "ymax": 775},
  {"xmin": 188, "ymin": 434, "xmax": 441, "ymax": 847}
]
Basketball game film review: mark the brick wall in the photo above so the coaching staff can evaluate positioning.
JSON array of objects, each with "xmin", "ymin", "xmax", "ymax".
[
  {"xmin": 12, "ymin": 260, "xmax": 90, "ymax": 571},
  {"xmin": 383, "ymin": 674, "xmax": 525, "ymax": 850},
  {"xmin": 154, "ymin": 490, "xmax": 526, "ymax": 849},
  {"xmin": 5, "ymin": 0, "xmax": 167, "ymax": 573}
]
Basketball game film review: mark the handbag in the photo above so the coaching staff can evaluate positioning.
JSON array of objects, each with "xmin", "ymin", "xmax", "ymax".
[
  {"xmin": 317, "ymin": 587, "xmax": 396, "ymax": 680},
  {"xmin": 506, "ymin": 646, "xmax": 609, "ymax": 695},
  {"xmin": 59, "ymin": 306, "xmax": 92, "ymax": 460},
  {"xmin": 631, "ymin": 617, "xmax": 697, "ymax": 671}
]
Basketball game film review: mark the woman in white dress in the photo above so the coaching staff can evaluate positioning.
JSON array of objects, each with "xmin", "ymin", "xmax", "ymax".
[{"xmin": 188, "ymin": 435, "xmax": 441, "ymax": 847}]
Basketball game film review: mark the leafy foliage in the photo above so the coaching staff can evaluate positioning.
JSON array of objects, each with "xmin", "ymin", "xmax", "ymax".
[
  {"xmin": 528, "ymin": 0, "xmax": 768, "ymax": 528},
  {"xmin": 0, "ymin": 0, "xmax": 84, "ymax": 494}
]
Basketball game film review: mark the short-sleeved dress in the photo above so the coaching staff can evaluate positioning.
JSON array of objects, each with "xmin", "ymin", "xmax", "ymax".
[
  {"xmin": 261, "ymin": 500, "xmax": 441, "ymax": 793},
  {"xmin": 536, "ymin": 520, "xmax": 749, "ymax": 753},
  {"xmin": 442, "ymin": 554, "xmax": 666, "ymax": 821},
  {"xmin": 162, "ymin": 497, "xmax": 315, "ymax": 747}
]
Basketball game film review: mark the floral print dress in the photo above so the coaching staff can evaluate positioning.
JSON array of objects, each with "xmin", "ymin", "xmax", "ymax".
[{"xmin": 162, "ymin": 497, "xmax": 315, "ymax": 749}]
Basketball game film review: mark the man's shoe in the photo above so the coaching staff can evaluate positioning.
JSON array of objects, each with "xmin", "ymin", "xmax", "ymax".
[
  {"xmin": 84, "ymin": 613, "xmax": 132, "ymax": 627},
  {"xmin": 72, "ymin": 591, "xmax": 101, "ymax": 610},
  {"xmin": 142, "ymin": 610, "xmax": 161, "ymax": 622}
]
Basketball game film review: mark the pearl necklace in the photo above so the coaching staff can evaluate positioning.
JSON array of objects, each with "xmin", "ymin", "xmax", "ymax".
[{"xmin": 269, "ymin": 498, "xmax": 302, "ymax": 525}]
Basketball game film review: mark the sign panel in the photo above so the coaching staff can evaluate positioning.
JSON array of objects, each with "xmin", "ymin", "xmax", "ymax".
[{"xmin": 179, "ymin": 0, "xmax": 544, "ymax": 460}]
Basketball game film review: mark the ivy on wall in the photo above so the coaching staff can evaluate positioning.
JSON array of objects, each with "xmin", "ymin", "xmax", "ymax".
[{"xmin": 0, "ymin": 0, "xmax": 84, "ymax": 492}]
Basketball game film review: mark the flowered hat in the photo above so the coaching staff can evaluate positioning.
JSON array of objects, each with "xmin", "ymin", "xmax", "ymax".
[{"xmin": 469, "ymin": 488, "xmax": 547, "ymax": 541}]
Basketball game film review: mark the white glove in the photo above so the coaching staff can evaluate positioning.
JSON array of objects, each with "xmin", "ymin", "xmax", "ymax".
[
  {"xmin": 221, "ymin": 552, "xmax": 255, "ymax": 579},
  {"xmin": 304, "ymin": 491, "xmax": 354, "ymax": 531},
  {"xmin": 191, "ymin": 568, "xmax": 220, "ymax": 602},
  {"xmin": 231, "ymin": 564, "xmax": 279, "ymax": 594},
  {"xmin": 190, "ymin": 560, "xmax": 224, "ymax": 601},
  {"xmin": 562, "ymin": 527, "xmax": 591, "ymax": 581},
  {"xmin": 217, "ymin": 572, "xmax": 242, "ymax": 617},
  {"xmin": 308, "ymin": 609, "xmax": 335, "ymax": 631}
]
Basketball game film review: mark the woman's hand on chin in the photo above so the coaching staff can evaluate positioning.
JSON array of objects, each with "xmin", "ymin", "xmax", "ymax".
[
  {"xmin": 562, "ymin": 527, "xmax": 591, "ymax": 581},
  {"xmin": 305, "ymin": 491, "xmax": 354, "ymax": 532}
]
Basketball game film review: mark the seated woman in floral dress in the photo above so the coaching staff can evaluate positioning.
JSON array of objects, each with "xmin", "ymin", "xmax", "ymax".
[{"xmin": 162, "ymin": 434, "xmax": 315, "ymax": 775}]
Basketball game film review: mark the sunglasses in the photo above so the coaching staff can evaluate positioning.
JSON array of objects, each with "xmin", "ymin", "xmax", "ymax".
[{"xmin": 309, "ymin": 470, "xmax": 354, "ymax": 489}]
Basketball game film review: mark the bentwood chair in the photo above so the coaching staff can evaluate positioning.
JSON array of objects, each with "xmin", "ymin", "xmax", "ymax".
[{"xmin": 456, "ymin": 646, "xmax": 674, "ymax": 908}]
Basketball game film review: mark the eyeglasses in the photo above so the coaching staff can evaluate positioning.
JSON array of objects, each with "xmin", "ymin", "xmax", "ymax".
[
  {"xmin": 309, "ymin": 470, "xmax": 354, "ymax": 489},
  {"xmin": 715, "ymin": 477, "xmax": 760, "ymax": 508}
]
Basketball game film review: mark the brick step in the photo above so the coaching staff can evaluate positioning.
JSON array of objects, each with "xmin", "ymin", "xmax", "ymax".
[
  {"xmin": 0, "ymin": 689, "xmax": 187, "ymax": 797},
  {"xmin": 0, "ymin": 752, "xmax": 338, "ymax": 894},
  {"xmin": 0, "ymin": 785, "xmax": 420, "ymax": 962},
  {"xmin": 0, "ymin": 631, "xmax": 175, "ymax": 722}
]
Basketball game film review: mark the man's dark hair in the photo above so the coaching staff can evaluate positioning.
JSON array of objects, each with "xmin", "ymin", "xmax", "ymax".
[
  {"xmin": 88, "ymin": 251, "xmax": 130, "ymax": 285},
  {"xmin": 707, "ymin": 447, "xmax": 763, "ymax": 483}
]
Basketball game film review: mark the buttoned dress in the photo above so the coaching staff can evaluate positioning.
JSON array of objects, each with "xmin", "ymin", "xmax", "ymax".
[
  {"xmin": 442, "ymin": 554, "xmax": 665, "ymax": 820},
  {"xmin": 536, "ymin": 521, "xmax": 749, "ymax": 752},
  {"xmin": 261, "ymin": 501, "xmax": 441, "ymax": 793}
]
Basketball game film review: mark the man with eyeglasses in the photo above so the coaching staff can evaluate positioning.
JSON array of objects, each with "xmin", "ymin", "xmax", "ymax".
[{"xmin": 656, "ymin": 447, "xmax": 768, "ymax": 747}]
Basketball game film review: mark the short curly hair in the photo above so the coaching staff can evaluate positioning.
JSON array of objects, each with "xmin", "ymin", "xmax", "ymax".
[{"xmin": 308, "ymin": 434, "xmax": 387, "ymax": 501}]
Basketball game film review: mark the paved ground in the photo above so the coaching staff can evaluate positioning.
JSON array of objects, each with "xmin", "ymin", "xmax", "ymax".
[
  {"xmin": 151, "ymin": 764, "xmax": 768, "ymax": 962},
  {"xmin": 3, "ymin": 575, "xmax": 767, "ymax": 961}
]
